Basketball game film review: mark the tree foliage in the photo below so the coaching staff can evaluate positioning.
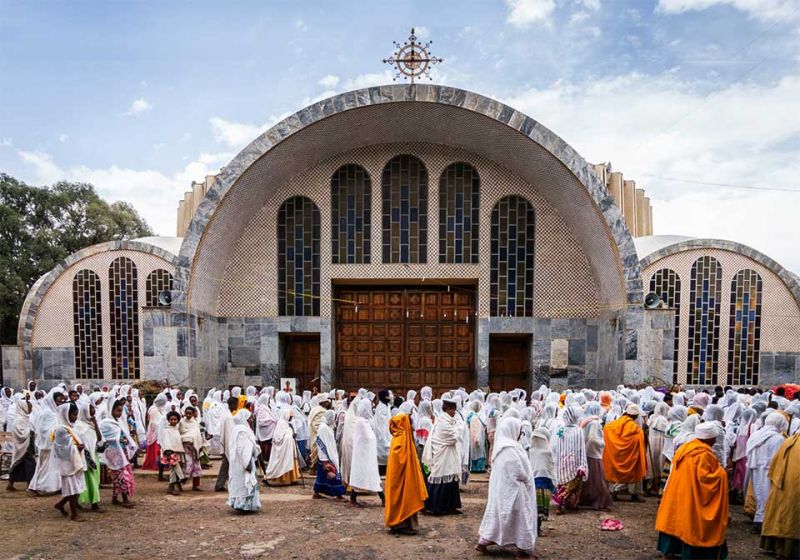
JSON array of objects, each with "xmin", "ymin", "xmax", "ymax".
[{"xmin": 0, "ymin": 174, "xmax": 153, "ymax": 344}]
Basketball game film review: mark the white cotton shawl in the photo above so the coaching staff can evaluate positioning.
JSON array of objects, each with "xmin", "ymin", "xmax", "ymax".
[
  {"xmin": 528, "ymin": 426, "xmax": 555, "ymax": 480},
  {"xmin": 316, "ymin": 419, "xmax": 340, "ymax": 471},
  {"xmin": 255, "ymin": 396, "xmax": 277, "ymax": 442},
  {"xmin": 348, "ymin": 400, "xmax": 382, "ymax": 493},
  {"xmin": 179, "ymin": 417, "xmax": 204, "ymax": 450},
  {"xmin": 551, "ymin": 406, "xmax": 588, "ymax": 485},
  {"xmin": 422, "ymin": 412, "xmax": 462, "ymax": 484},
  {"xmin": 479, "ymin": 417, "xmax": 537, "ymax": 552},
  {"xmin": 265, "ymin": 412, "xmax": 297, "ymax": 480},
  {"xmin": 161, "ymin": 423, "xmax": 183, "ymax": 453},
  {"xmin": 99, "ymin": 417, "xmax": 130, "ymax": 470},
  {"xmin": 373, "ymin": 401, "xmax": 392, "ymax": 466},
  {"xmin": 53, "ymin": 423, "xmax": 85, "ymax": 477},
  {"xmin": 73, "ymin": 403, "xmax": 98, "ymax": 454},
  {"xmin": 228, "ymin": 412, "xmax": 259, "ymax": 500},
  {"xmin": 10, "ymin": 399, "xmax": 32, "ymax": 469}
]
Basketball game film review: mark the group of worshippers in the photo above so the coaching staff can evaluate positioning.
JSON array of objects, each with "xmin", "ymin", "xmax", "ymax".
[
  {"xmin": 3, "ymin": 381, "xmax": 142, "ymax": 520},
  {"xmin": 3, "ymin": 381, "xmax": 800, "ymax": 559}
]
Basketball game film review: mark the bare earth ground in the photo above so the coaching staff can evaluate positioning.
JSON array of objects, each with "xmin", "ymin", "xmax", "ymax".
[{"xmin": 1, "ymin": 461, "xmax": 761, "ymax": 560}]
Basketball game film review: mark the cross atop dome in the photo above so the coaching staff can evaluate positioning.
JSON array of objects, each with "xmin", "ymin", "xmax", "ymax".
[{"xmin": 382, "ymin": 27, "xmax": 444, "ymax": 84}]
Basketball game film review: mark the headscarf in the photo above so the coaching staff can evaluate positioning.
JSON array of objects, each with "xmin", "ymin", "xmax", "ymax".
[
  {"xmin": 529, "ymin": 426, "xmax": 555, "ymax": 480},
  {"xmin": 316, "ymin": 410, "xmax": 340, "ymax": 470},
  {"xmin": 746, "ymin": 412, "xmax": 789, "ymax": 455},
  {"xmin": 673, "ymin": 415, "xmax": 701, "ymax": 450}
]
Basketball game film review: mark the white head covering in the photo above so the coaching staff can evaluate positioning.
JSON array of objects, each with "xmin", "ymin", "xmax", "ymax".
[{"xmin": 694, "ymin": 422, "xmax": 720, "ymax": 440}]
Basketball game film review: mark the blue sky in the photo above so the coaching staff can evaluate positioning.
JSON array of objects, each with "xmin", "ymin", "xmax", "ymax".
[{"xmin": 1, "ymin": 0, "xmax": 799, "ymax": 271}]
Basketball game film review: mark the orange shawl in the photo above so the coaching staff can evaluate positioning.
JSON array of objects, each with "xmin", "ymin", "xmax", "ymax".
[
  {"xmin": 384, "ymin": 414, "xmax": 428, "ymax": 528},
  {"xmin": 602, "ymin": 416, "xmax": 646, "ymax": 483},
  {"xmin": 655, "ymin": 439, "xmax": 729, "ymax": 547}
]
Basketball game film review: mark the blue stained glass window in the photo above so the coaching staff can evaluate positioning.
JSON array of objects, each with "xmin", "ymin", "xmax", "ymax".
[
  {"xmin": 278, "ymin": 196, "xmax": 320, "ymax": 316},
  {"xmin": 108, "ymin": 257, "xmax": 140, "ymax": 379},
  {"xmin": 72, "ymin": 269, "xmax": 104, "ymax": 379},
  {"xmin": 491, "ymin": 196, "xmax": 535, "ymax": 317},
  {"xmin": 727, "ymin": 269, "xmax": 762, "ymax": 385},
  {"xmin": 687, "ymin": 256, "xmax": 722, "ymax": 385},
  {"xmin": 382, "ymin": 155, "xmax": 428, "ymax": 263},
  {"xmin": 439, "ymin": 162, "xmax": 480, "ymax": 264},
  {"xmin": 331, "ymin": 164, "xmax": 371, "ymax": 264}
]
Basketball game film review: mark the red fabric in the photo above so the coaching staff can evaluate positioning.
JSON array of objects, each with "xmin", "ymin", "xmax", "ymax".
[{"xmin": 142, "ymin": 442, "xmax": 161, "ymax": 470}]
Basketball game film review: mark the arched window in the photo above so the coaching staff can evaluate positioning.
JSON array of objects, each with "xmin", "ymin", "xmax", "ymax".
[
  {"xmin": 278, "ymin": 196, "xmax": 320, "ymax": 316},
  {"xmin": 108, "ymin": 257, "xmax": 140, "ymax": 379},
  {"xmin": 439, "ymin": 162, "xmax": 480, "ymax": 264},
  {"xmin": 649, "ymin": 268, "xmax": 681, "ymax": 383},
  {"xmin": 687, "ymin": 256, "xmax": 722, "ymax": 385},
  {"xmin": 72, "ymin": 269, "xmax": 103, "ymax": 379},
  {"xmin": 331, "ymin": 164, "xmax": 371, "ymax": 264},
  {"xmin": 145, "ymin": 269, "xmax": 173, "ymax": 307},
  {"xmin": 728, "ymin": 269, "xmax": 762, "ymax": 386},
  {"xmin": 490, "ymin": 196, "xmax": 535, "ymax": 317},
  {"xmin": 381, "ymin": 155, "xmax": 428, "ymax": 263}
]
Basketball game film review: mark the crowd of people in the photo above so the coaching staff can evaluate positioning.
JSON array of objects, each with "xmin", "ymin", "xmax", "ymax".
[{"xmin": 2, "ymin": 380, "xmax": 799, "ymax": 559}]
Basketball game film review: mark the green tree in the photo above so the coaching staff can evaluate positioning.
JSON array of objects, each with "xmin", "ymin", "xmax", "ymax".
[{"xmin": 0, "ymin": 174, "xmax": 153, "ymax": 344}]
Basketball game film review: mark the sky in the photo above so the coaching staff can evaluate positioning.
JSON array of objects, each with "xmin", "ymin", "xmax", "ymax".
[{"xmin": 1, "ymin": 0, "xmax": 799, "ymax": 272}]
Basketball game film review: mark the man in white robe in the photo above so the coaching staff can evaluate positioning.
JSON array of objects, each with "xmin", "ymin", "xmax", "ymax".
[{"xmin": 477, "ymin": 416, "xmax": 537, "ymax": 557}]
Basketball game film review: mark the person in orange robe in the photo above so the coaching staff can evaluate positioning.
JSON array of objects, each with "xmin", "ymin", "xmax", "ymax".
[
  {"xmin": 655, "ymin": 422, "xmax": 729, "ymax": 559},
  {"xmin": 603, "ymin": 403, "xmax": 647, "ymax": 502},
  {"xmin": 384, "ymin": 413, "xmax": 428, "ymax": 535}
]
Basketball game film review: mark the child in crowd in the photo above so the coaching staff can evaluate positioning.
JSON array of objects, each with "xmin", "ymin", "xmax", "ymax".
[
  {"xmin": 52, "ymin": 402, "xmax": 87, "ymax": 522},
  {"xmin": 179, "ymin": 406, "xmax": 204, "ymax": 491},
  {"xmin": 161, "ymin": 410, "xmax": 186, "ymax": 495}
]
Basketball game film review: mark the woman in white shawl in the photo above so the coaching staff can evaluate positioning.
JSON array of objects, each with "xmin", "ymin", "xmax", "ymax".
[
  {"xmin": 0, "ymin": 386, "xmax": 13, "ymax": 430},
  {"xmin": 29, "ymin": 388, "xmax": 63, "ymax": 494},
  {"xmin": 348, "ymin": 398, "xmax": 384, "ymax": 506},
  {"xmin": 646, "ymin": 402, "xmax": 670, "ymax": 494},
  {"xmin": 746, "ymin": 412, "xmax": 788, "ymax": 530},
  {"xmin": 551, "ymin": 405, "xmax": 588, "ymax": 514},
  {"xmin": 672, "ymin": 414, "xmax": 700, "ymax": 454},
  {"xmin": 255, "ymin": 393, "xmax": 277, "ymax": 471},
  {"xmin": 74, "ymin": 402, "xmax": 102, "ymax": 510},
  {"xmin": 143, "ymin": 393, "xmax": 167, "ymax": 474},
  {"xmin": 264, "ymin": 408, "xmax": 301, "ymax": 486},
  {"xmin": 467, "ymin": 400, "xmax": 488, "ymax": 473},
  {"xmin": 578, "ymin": 402, "xmax": 613, "ymax": 510},
  {"xmin": 476, "ymin": 416, "xmax": 537, "ymax": 559},
  {"xmin": 529, "ymin": 426, "xmax": 555, "ymax": 531},
  {"xmin": 227, "ymin": 410, "xmax": 261, "ymax": 513},
  {"xmin": 313, "ymin": 410, "xmax": 347, "ymax": 498},
  {"xmin": 99, "ymin": 397, "xmax": 135, "ymax": 507},
  {"xmin": 422, "ymin": 399, "xmax": 463, "ymax": 515},
  {"xmin": 6, "ymin": 397, "xmax": 36, "ymax": 491},
  {"xmin": 206, "ymin": 390, "xmax": 225, "ymax": 455},
  {"xmin": 52, "ymin": 402, "xmax": 86, "ymax": 522},
  {"xmin": 338, "ymin": 394, "xmax": 361, "ymax": 485}
]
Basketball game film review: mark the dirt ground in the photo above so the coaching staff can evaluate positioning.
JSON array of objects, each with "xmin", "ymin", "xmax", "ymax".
[{"xmin": 1, "ymin": 461, "xmax": 762, "ymax": 560}]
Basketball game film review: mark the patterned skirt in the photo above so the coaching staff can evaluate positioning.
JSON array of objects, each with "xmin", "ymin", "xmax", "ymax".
[
  {"xmin": 110, "ymin": 464, "xmax": 135, "ymax": 498},
  {"xmin": 314, "ymin": 461, "xmax": 346, "ymax": 497},
  {"xmin": 553, "ymin": 475, "xmax": 584, "ymax": 511},
  {"xmin": 534, "ymin": 477, "xmax": 554, "ymax": 521},
  {"xmin": 183, "ymin": 443, "xmax": 203, "ymax": 479}
]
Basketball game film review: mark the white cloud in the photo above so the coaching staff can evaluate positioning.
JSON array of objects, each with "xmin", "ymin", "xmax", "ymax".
[
  {"xmin": 1, "ymin": 137, "xmax": 12, "ymax": 147},
  {"xmin": 318, "ymin": 74, "xmax": 340, "ymax": 88},
  {"xmin": 503, "ymin": 72, "xmax": 800, "ymax": 272},
  {"xmin": 571, "ymin": 10, "xmax": 590, "ymax": 23},
  {"xmin": 505, "ymin": 0, "xmax": 556, "ymax": 27},
  {"xmin": 579, "ymin": 0, "xmax": 601, "ymax": 10},
  {"xmin": 209, "ymin": 117, "xmax": 269, "ymax": 149},
  {"xmin": 657, "ymin": 0, "xmax": 799, "ymax": 21},
  {"xmin": 343, "ymin": 70, "xmax": 395, "ymax": 89},
  {"xmin": 15, "ymin": 147, "xmax": 233, "ymax": 236},
  {"xmin": 294, "ymin": 19, "xmax": 307, "ymax": 31},
  {"xmin": 125, "ymin": 97, "xmax": 152, "ymax": 116},
  {"xmin": 413, "ymin": 26, "xmax": 430, "ymax": 38}
]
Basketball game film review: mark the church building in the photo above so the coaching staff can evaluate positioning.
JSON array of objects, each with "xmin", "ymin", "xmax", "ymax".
[{"xmin": 4, "ymin": 84, "xmax": 799, "ymax": 393}]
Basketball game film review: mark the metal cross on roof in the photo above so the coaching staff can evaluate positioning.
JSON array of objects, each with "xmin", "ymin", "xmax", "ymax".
[{"xmin": 382, "ymin": 28, "xmax": 444, "ymax": 84}]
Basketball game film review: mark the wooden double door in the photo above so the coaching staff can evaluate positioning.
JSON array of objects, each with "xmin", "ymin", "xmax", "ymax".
[
  {"xmin": 335, "ymin": 287, "xmax": 475, "ymax": 394},
  {"xmin": 283, "ymin": 334, "xmax": 321, "ymax": 393}
]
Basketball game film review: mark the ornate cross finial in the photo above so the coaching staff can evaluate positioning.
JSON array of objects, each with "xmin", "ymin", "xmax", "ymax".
[{"xmin": 382, "ymin": 28, "xmax": 443, "ymax": 84}]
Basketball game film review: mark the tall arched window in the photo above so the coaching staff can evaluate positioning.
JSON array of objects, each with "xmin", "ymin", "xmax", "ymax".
[
  {"xmin": 73, "ymin": 269, "xmax": 103, "ymax": 379},
  {"xmin": 381, "ymin": 155, "xmax": 428, "ymax": 263},
  {"xmin": 490, "ymin": 196, "xmax": 535, "ymax": 317},
  {"xmin": 108, "ymin": 257, "xmax": 140, "ymax": 379},
  {"xmin": 649, "ymin": 268, "xmax": 681, "ymax": 383},
  {"xmin": 145, "ymin": 269, "xmax": 173, "ymax": 307},
  {"xmin": 728, "ymin": 269, "xmax": 762, "ymax": 386},
  {"xmin": 439, "ymin": 162, "xmax": 480, "ymax": 264},
  {"xmin": 687, "ymin": 256, "xmax": 722, "ymax": 385},
  {"xmin": 278, "ymin": 196, "xmax": 320, "ymax": 316},
  {"xmin": 331, "ymin": 164, "xmax": 371, "ymax": 264}
]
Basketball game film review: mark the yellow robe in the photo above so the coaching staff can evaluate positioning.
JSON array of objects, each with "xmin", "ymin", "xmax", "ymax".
[
  {"xmin": 761, "ymin": 432, "xmax": 800, "ymax": 540},
  {"xmin": 655, "ymin": 439, "xmax": 729, "ymax": 547},
  {"xmin": 602, "ymin": 416, "xmax": 646, "ymax": 483},
  {"xmin": 384, "ymin": 414, "xmax": 428, "ymax": 528}
]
